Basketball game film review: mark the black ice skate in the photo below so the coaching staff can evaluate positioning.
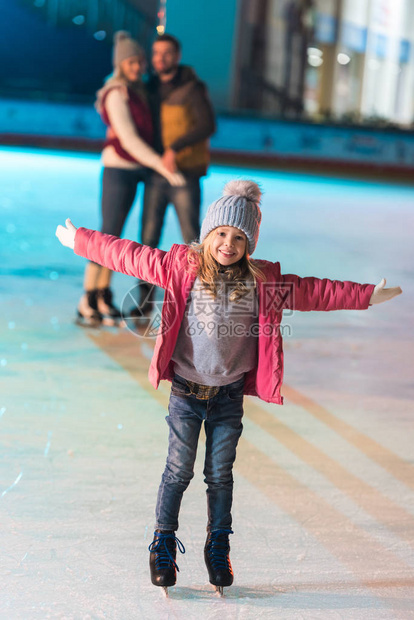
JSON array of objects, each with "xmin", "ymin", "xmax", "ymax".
[
  {"xmin": 76, "ymin": 290, "xmax": 103, "ymax": 327},
  {"xmin": 96, "ymin": 287, "xmax": 123, "ymax": 326},
  {"xmin": 148, "ymin": 531, "xmax": 185, "ymax": 596},
  {"xmin": 204, "ymin": 529, "xmax": 234, "ymax": 595}
]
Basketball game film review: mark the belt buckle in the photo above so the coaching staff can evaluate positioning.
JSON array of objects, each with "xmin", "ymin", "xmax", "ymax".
[{"xmin": 188, "ymin": 380, "xmax": 219, "ymax": 400}]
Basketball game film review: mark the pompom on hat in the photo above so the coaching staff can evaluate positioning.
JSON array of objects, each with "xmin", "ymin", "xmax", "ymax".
[
  {"xmin": 112, "ymin": 31, "xmax": 144, "ymax": 69},
  {"xmin": 200, "ymin": 180, "xmax": 262, "ymax": 254}
]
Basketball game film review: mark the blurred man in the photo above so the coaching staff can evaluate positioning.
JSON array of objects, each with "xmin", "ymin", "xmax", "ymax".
[{"xmin": 136, "ymin": 33, "xmax": 215, "ymax": 315}]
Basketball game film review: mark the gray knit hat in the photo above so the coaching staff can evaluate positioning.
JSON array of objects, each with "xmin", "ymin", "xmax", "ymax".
[
  {"xmin": 113, "ymin": 31, "xmax": 144, "ymax": 68},
  {"xmin": 200, "ymin": 180, "xmax": 262, "ymax": 254}
]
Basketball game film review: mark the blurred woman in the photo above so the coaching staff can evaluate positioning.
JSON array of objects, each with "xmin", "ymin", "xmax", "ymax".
[{"xmin": 77, "ymin": 31, "xmax": 184, "ymax": 326}]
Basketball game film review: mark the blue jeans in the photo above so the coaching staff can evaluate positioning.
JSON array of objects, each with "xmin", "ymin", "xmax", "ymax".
[
  {"xmin": 141, "ymin": 173, "xmax": 201, "ymax": 246},
  {"xmin": 155, "ymin": 375, "xmax": 245, "ymax": 532}
]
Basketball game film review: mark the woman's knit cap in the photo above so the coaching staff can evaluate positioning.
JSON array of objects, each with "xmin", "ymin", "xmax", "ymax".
[
  {"xmin": 200, "ymin": 180, "xmax": 262, "ymax": 254},
  {"xmin": 113, "ymin": 31, "xmax": 144, "ymax": 68}
]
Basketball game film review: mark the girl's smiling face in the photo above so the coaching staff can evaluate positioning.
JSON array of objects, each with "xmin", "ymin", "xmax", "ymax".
[{"xmin": 209, "ymin": 226, "xmax": 247, "ymax": 266}]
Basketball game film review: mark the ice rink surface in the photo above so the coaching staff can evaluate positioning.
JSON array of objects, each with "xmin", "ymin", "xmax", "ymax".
[{"xmin": 1, "ymin": 147, "xmax": 414, "ymax": 619}]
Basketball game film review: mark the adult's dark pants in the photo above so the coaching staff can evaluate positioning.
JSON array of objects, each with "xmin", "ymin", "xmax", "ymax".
[
  {"xmin": 84, "ymin": 167, "xmax": 146, "ymax": 293},
  {"xmin": 138, "ymin": 172, "xmax": 201, "ymax": 307},
  {"xmin": 101, "ymin": 167, "xmax": 147, "ymax": 236}
]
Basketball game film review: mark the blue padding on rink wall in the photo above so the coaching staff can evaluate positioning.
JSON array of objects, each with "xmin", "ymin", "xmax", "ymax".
[
  {"xmin": 0, "ymin": 99, "xmax": 104, "ymax": 139},
  {"xmin": 1, "ymin": 98, "xmax": 414, "ymax": 171},
  {"xmin": 212, "ymin": 116, "xmax": 414, "ymax": 169}
]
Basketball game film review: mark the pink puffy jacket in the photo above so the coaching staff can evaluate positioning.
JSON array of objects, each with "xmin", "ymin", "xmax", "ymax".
[{"xmin": 75, "ymin": 228, "xmax": 375, "ymax": 404}]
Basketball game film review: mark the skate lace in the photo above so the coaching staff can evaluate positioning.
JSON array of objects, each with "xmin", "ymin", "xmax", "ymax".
[
  {"xmin": 148, "ymin": 533, "xmax": 185, "ymax": 571},
  {"xmin": 206, "ymin": 529, "xmax": 233, "ymax": 571}
]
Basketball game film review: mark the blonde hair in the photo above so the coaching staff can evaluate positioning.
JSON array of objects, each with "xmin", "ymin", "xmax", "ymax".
[
  {"xmin": 95, "ymin": 69, "xmax": 147, "ymax": 114},
  {"xmin": 187, "ymin": 230, "xmax": 266, "ymax": 302}
]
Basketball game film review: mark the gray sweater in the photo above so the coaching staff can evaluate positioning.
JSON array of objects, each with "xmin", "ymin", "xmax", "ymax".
[{"xmin": 171, "ymin": 276, "xmax": 258, "ymax": 386}]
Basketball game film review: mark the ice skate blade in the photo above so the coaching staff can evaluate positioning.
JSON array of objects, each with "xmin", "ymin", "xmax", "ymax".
[
  {"xmin": 75, "ymin": 315, "xmax": 101, "ymax": 329},
  {"xmin": 101, "ymin": 316, "xmax": 124, "ymax": 328},
  {"xmin": 131, "ymin": 315, "xmax": 152, "ymax": 325},
  {"xmin": 162, "ymin": 586, "xmax": 169, "ymax": 597},
  {"xmin": 213, "ymin": 585, "xmax": 224, "ymax": 596}
]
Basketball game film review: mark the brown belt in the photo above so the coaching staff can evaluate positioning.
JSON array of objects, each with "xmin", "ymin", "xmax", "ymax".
[{"xmin": 185, "ymin": 380, "xmax": 220, "ymax": 400}]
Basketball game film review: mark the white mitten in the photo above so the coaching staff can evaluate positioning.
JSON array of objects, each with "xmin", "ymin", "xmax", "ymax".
[
  {"xmin": 56, "ymin": 219, "xmax": 77, "ymax": 250},
  {"xmin": 369, "ymin": 278, "xmax": 402, "ymax": 305}
]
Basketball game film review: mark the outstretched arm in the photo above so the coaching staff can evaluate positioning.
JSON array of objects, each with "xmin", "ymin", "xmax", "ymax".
[
  {"xmin": 55, "ymin": 219, "xmax": 171, "ymax": 289},
  {"xmin": 369, "ymin": 278, "xmax": 402, "ymax": 305},
  {"xmin": 280, "ymin": 273, "xmax": 375, "ymax": 311},
  {"xmin": 280, "ymin": 272, "xmax": 402, "ymax": 312}
]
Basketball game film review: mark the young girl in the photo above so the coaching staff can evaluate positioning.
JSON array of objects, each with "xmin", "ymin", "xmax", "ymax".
[{"xmin": 56, "ymin": 180, "xmax": 402, "ymax": 594}]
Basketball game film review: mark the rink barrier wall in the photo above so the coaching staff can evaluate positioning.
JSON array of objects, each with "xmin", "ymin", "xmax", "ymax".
[{"xmin": 1, "ymin": 98, "xmax": 414, "ymax": 179}]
